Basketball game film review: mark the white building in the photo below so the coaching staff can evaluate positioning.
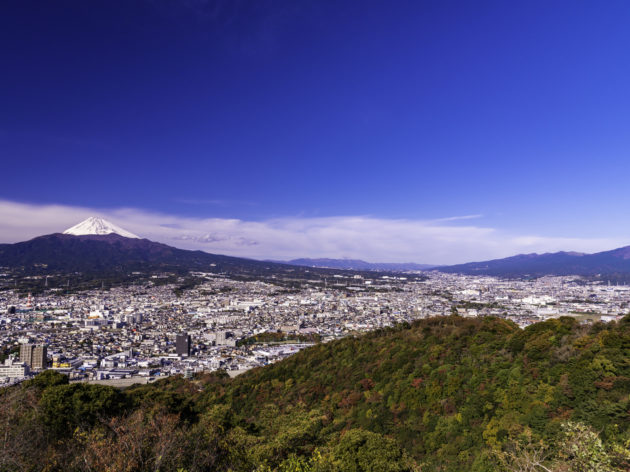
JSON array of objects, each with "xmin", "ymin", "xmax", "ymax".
[{"xmin": 0, "ymin": 356, "xmax": 30, "ymax": 379}]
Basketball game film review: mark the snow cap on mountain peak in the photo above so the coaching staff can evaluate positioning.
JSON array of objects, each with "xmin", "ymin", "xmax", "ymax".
[{"xmin": 63, "ymin": 217, "xmax": 139, "ymax": 238}]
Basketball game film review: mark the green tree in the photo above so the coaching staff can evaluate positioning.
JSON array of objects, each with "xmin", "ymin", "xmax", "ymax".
[{"xmin": 329, "ymin": 429, "xmax": 414, "ymax": 472}]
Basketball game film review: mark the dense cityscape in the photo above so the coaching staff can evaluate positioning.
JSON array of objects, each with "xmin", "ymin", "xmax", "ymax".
[{"xmin": 2, "ymin": 270, "xmax": 626, "ymax": 386}]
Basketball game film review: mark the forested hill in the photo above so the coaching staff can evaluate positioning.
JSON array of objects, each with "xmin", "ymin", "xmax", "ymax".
[{"xmin": 2, "ymin": 315, "xmax": 629, "ymax": 471}]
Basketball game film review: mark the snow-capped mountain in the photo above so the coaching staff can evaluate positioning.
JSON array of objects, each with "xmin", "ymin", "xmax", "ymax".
[
  {"xmin": 63, "ymin": 217, "xmax": 139, "ymax": 239},
  {"xmin": 0, "ymin": 228, "xmax": 324, "ymax": 278}
]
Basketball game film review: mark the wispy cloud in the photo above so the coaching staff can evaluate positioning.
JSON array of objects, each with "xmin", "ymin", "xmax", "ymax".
[
  {"xmin": 431, "ymin": 214, "xmax": 484, "ymax": 223},
  {"xmin": 0, "ymin": 200, "xmax": 626, "ymax": 265},
  {"xmin": 175, "ymin": 197, "xmax": 258, "ymax": 207}
]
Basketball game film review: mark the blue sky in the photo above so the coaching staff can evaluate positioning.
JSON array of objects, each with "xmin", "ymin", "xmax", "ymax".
[{"xmin": 2, "ymin": 1, "xmax": 630, "ymax": 263}]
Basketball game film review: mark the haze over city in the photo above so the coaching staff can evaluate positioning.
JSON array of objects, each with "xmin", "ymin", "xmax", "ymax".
[{"xmin": 3, "ymin": 0, "xmax": 630, "ymax": 263}]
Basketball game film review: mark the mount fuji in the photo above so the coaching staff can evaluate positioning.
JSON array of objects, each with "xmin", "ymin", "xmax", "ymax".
[{"xmin": 63, "ymin": 217, "xmax": 139, "ymax": 239}]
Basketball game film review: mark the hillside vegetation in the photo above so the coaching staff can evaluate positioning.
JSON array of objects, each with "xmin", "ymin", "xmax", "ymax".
[{"xmin": 1, "ymin": 315, "xmax": 628, "ymax": 471}]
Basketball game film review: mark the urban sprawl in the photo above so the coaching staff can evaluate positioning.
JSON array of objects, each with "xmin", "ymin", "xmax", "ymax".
[{"xmin": 1, "ymin": 271, "xmax": 626, "ymax": 386}]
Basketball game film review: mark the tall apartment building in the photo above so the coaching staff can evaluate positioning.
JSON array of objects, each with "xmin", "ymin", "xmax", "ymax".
[
  {"xmin": 20, "ymin": 343, "xmax": 48, "ymax": 370},
  {"xmin": 176, "ymin": 333, "xmax": 191, "ymax": 357}
]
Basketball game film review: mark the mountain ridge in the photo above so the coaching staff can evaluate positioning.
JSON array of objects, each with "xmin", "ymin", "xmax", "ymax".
[
  {"xmin": 0, "ymin": 232, "xmax": 423, "ymax": 292},
  {"xmin": 7, "ymin": 218, "xmax": 630, "ymax": 280},
  {"xmin": 0, "ymin": 232, "xmax": 267, "ymax": 275},
  {"xmin": 279, "ymin": 258, "xmax": 436, "ymax": 271},
  {"xmin": 437, "ymin": 244, "xmax": 630, "ymax": 278}
]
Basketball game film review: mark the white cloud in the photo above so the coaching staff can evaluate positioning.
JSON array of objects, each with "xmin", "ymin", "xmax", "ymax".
[
  {"xmin": 431, "ymin": 214, "xmax": 484, "ymax": 223},
  {"xmin": 0, "ymin": 199, "xmax": 626, "ymax": 265}
]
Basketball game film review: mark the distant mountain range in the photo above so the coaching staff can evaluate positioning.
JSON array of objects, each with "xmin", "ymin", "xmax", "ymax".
[
  {"xmin": 437, "ymin": 246, "xmax": 630, "ymax": 278},
  {"xmin": 0, "ymin": 218, "xmax": 404, "ymax": 283},
  {"xmin": 283, "ymin": 247, "xmax": 630, "ymax": 280},
  {"xmin": 280, "ymin": 258, "xmax": 436, "ymax": 272},
  {"xmin": 5, "ymin": 217, "xmax": 630, "ymax": 281}
]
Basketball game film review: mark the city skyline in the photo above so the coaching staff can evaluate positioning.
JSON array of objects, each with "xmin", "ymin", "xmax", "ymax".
[{"xmin": 3, "ymin": 1, "xmax": 630, "ymax": 263}]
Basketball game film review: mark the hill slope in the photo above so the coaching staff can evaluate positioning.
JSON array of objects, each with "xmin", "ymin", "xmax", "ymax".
[
  {"xmin": 2, "ymin": 315, "xmax": 629, "ymax": 471},
  {"xmin": 213, "ymin": 315, "xmax": 630, "ymax": 470}
]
